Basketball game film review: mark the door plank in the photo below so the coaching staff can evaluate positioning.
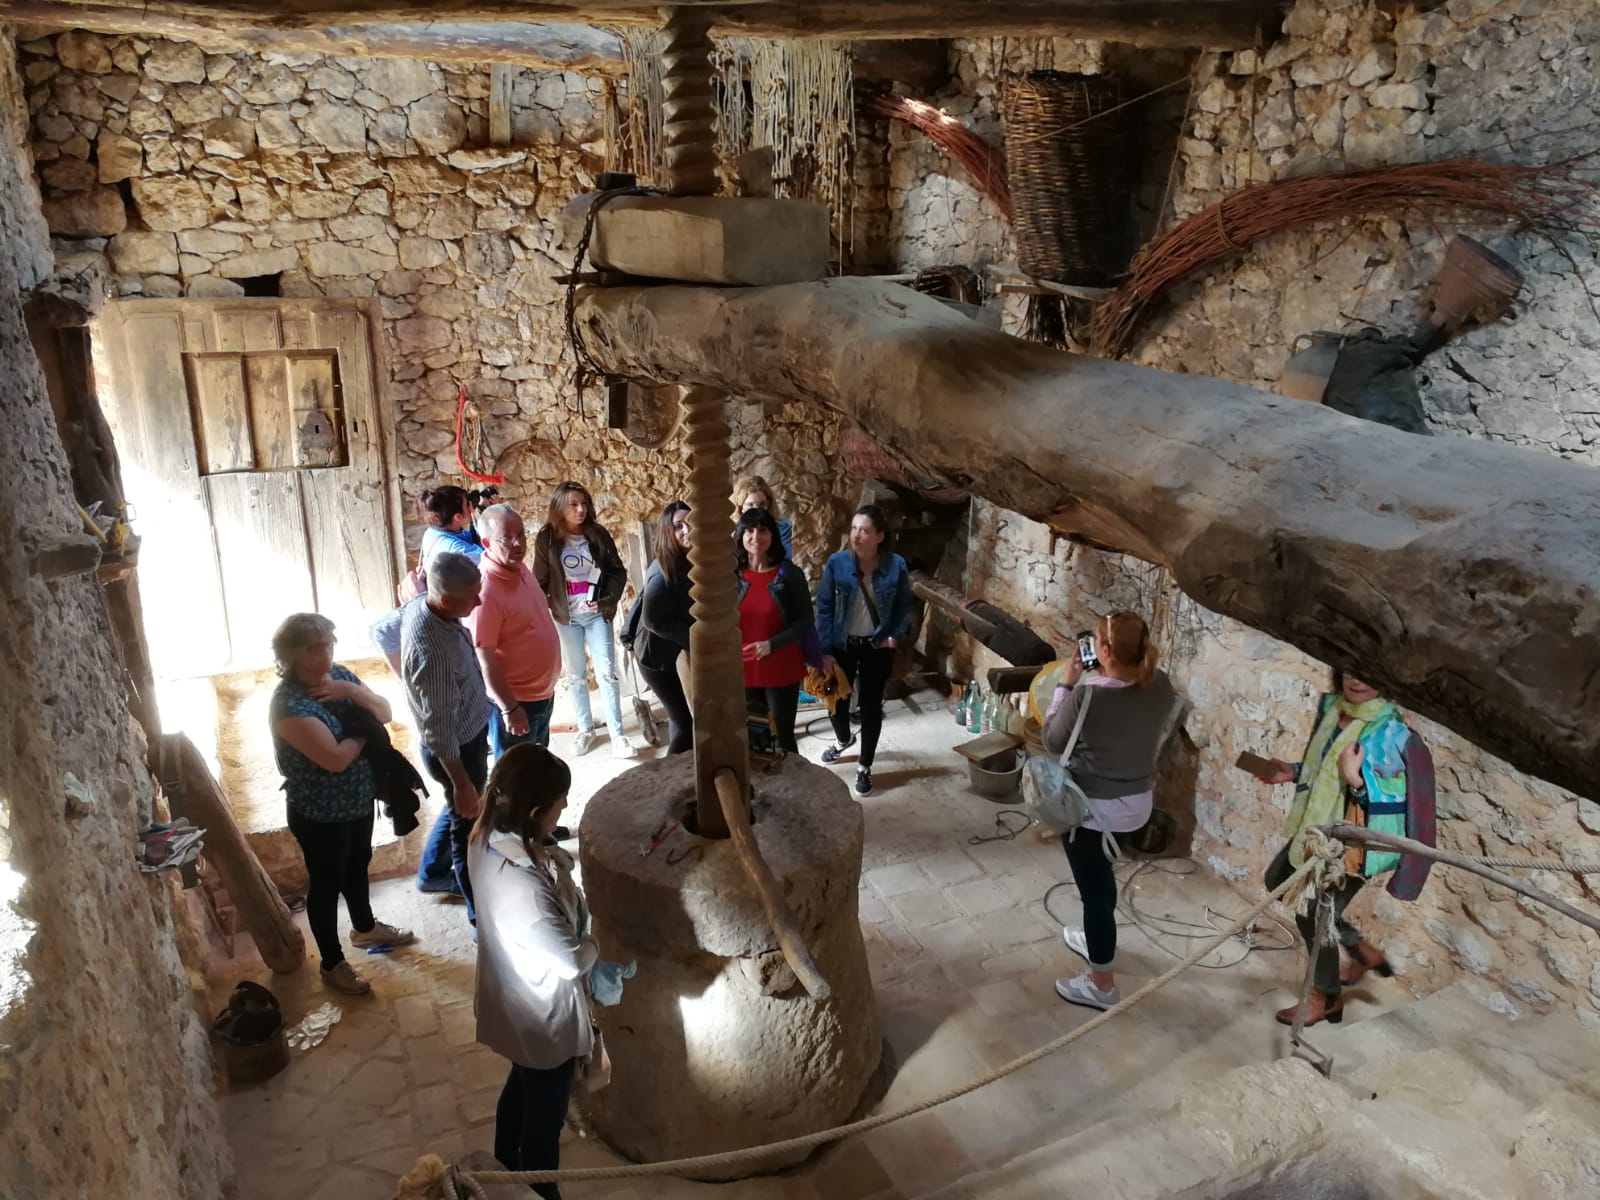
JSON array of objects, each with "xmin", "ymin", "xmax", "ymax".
[
  {"xmin": 286, "ymin": 351, "xmax": 345, "ymax": 469},
  {"xmin": 244, "ymin": 353, "xmax": 295, "ymax": 470},
  {"xmin": 300, "ymin": 469, "xmax": 394, "ymax": 656},
  {"xmin": 204, "ymin": 471, "xmax": 314, "ymax": 669},
  {"xmin": 99, "ymin": 304, "xmax": 232, "ymax": 676},
  {"xmin": 186, "ymin": 354, "xmax": 254, "ymax": 473}
]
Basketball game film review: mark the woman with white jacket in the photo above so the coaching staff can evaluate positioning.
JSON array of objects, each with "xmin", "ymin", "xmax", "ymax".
[{"xmin": 469, "ymin": 744, "xmax": 595, "ymax": 1198}]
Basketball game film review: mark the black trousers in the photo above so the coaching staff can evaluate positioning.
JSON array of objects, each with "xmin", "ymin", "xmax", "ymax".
[
  {"xmin": 639, "ymin": 661, "xmax": 693, "ymax": 754},
  {"xmin": 420, "ymin": 724, "xmax": 490, "ymax": 923},
  {"xmin": 287, "ymin": 807, "xmax": 375, "ymax": 970},
  {"xmin": 746, "ymin": 681, "xmax": 800, "ymax": 752},
  {"xmin": 1265, "ymin": 843, "xmax": 1367, "ymax": 996},
  {"xmin": 829, "ymin": 638, "xmax": 893, "ymax": 767},
  {"xmin": 494, "ymin": 1057, "xmax": 577, "ymax": 1200},
  {"xmin": 1062, "ymin": 827, "xmax": 1123, "ymax": 969}
]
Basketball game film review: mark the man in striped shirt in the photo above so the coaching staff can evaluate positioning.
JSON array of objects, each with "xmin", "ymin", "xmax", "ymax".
[{"xmin": 373, "ymin": 551, "xmax": 493, "ymax": 924}]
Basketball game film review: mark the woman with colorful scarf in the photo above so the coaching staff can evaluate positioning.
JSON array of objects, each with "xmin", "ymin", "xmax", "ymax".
[{"xmin": 1256, "ymin": 673, "xmax": 1437, "ymax": 1027}]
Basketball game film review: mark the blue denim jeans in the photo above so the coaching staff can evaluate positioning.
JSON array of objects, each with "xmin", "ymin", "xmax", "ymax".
[
  {"xmin": 415, "ymin": 808, "xmax": 459, "ymax": 894},
  {"xmin": 489, "ymin": 695, "xmax": 555, "ymax": 760},
  {"xmin": 556, "ymin": 611, "xmax": 624, "ymax": 738},
  {"xmin": 418, "ymin": 724, "xmax": 489, "ymax": 923}
]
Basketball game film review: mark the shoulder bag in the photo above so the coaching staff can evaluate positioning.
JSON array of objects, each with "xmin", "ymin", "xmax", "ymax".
[{"xmin": 1021, "ymin": 686, "xmax": 1119, "ymax": 859}]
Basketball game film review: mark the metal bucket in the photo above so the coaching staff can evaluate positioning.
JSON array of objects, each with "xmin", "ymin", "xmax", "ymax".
[{"xmin": 968, "ymin": 748, "xmax": 1024, "ymax": 801}]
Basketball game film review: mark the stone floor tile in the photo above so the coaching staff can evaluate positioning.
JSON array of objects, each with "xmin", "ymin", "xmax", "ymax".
[
  {"xmin": 866, "ymin": 861, "xmax": 933, "ymax": 898},
  {"xmin": 394, "ymin": 993, "xmax": 439, "ymax": 1038},
  {"xmin": 917, "ymin": 849, "xmax": 986, "ymax": 888},
  {"xmin": 943, "ymin": 876, "xmax": 1016, "ymax": 919},
  {"xmin": 405, "ymin": 1031, "xmax": 457, "ymax": 1088},
  {"xmin": 857, "ymin": 891, "xmax": 894, "ymax": 924},
  {"xmin": 861, "ymin": 1110, "xmax": 972, "ymax": 1197},
  {"xmin": 889, "ymin": 888, "xmax": 960, "ymax": 929},
  {"xmin": 805, "ymin": 1140, "xmax": 898, "ymax": 1200}
]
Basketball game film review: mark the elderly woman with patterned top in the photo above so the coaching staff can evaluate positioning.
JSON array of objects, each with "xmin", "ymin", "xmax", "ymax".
[
  {"xmin": 269, "ymin": 613, "xmax": 416, "ymax": 995},
  {"xmin": 532, "ymin": 481, "xmax": 634, "ymax": 761},
  {"xmin": 735, "ymin": 507, "xmax": 814, "ymax": 753}
]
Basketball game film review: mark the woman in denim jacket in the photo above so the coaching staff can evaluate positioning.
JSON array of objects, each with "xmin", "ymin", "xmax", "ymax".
[{"xmin": 815, "ymin": 505, "xmax": 912, "ymax": 795}]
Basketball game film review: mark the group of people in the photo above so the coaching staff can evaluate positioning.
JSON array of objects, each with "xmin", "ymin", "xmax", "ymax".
[
  {"xmin": 264, "ymin": 474, "xmax": 920, "ymax": 1195},
  {"xmin": 264, "ymin": 478, "xmax": 1437, "ymax": 1194},
  {"xmin": 1037, "ymin": 610, "xmax": 1436, "ymax": 1029}
]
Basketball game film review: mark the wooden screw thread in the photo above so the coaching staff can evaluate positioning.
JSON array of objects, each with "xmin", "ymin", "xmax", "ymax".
[{"xmin": 658, "ymin": 6, "xmax": 720, "ymax": 197}]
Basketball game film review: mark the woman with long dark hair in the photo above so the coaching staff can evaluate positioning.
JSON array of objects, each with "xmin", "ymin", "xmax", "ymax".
[
  {"xmin": 1043, "ymin": 610, "xmax": 1177, "ymax": 1012},
  {"xmin": 734, "ymin": 507, "xmax": 812, "ymax": 753},
  {"xmin": 732, "ymin": 474, "xmax": 794, "ymax": 560},
  {"xmin": 814, "ymin": 504, "xmax": 912, "ymax": 796},
  {"xmin": 632, "ymin": 501, "xmax": 695, "ymax": 754},
  {"xmin": 532, "ymin": 482, "xmax": 633, "ymax": 759},
  {"xmin": 469, "ymin": 744, "xmax": 593, "ymax": 1199}
]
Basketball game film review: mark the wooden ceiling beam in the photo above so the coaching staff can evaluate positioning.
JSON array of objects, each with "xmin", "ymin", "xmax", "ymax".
[
  {"xmin": 8, "ymin": 5, "xmax": 630, "ymax": 73},
  {"xmin": 10, "ymin": 0, "xmax": 1285, "ymax": 52}
]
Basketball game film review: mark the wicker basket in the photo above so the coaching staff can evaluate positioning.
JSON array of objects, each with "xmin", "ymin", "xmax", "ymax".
[{"xmin": 1001, "ymin": 72, "xmax": 1136, "ymax": 286}]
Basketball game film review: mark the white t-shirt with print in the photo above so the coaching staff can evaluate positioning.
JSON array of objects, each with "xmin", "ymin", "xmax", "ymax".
[{"xmin": 562, "ymin": 535, "xmax": 601, "ymax": 609}]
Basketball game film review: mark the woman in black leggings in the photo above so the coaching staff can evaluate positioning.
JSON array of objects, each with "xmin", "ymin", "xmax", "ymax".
[
  {"xmin": 633, "ymin": 501, "xmax": 694, "ymax": 754},
  {"xmin": 1041, "ymin": 610, "xmax": 1176, "ymax": 1012},
  {"xmin": 815, "ymin": 505, "xmax": 913, "ymax": 796}
]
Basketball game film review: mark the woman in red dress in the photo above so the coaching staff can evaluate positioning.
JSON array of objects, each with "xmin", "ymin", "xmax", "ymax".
[{"xmin": 734, "ymin": 507, "xmax": 813, "ymax": 752}]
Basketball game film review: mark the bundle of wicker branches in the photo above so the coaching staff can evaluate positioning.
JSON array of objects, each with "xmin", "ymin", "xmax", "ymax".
[
  {"xmin": 870, "ymin": 94, "xmax": 1012, "ymax": 219},
  {"xmin": 1090, "ymin": 155, "xmax": 1600, "ymax": 358}
]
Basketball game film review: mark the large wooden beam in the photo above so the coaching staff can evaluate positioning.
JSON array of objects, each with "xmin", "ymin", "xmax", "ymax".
[
  {"xmin": 575, "ymin": 278, "xmax": 1600, "ymax": 801},
  {"xmin": 13, "ymin": 0, "xmax": 1284, "ymax": 51},
  {"xmin": 9, "ymin": 5, "xmax": 629, "ymax": 73}
]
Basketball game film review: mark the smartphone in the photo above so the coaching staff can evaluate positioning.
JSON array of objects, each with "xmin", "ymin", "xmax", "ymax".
[
  {"xmin": 1235, "ymin": 751, "xmax": 1280, "ymax": 779},
  {"xmin": 1075, "ymin": 631, "xmax": 1100, "ymax": 671}
]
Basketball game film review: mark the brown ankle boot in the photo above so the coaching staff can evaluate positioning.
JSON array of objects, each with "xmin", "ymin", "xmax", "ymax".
[
  {"xmin": 1275, "ymin": 989, "xmax": 1345, "ymax": 1027},
  {"xmin": 1339, "ymin": 940, "xmax": 1394, "ymax": 986}
]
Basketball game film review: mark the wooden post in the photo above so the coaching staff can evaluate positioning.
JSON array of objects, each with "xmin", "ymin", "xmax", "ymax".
[
  {"xmin": 714, "ymin": 770, "xmax": 830, "ymax": 1000},
  {"xmin": 159, "ymin": 733, "xmax": 306, "ymax": 974},
  {"xmin": 489, "ymin": 63, "xmax": 514, "ymax": 145}
]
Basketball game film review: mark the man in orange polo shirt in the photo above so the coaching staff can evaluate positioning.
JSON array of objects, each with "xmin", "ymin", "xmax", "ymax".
[{"xmin": 471, "ymin": 504, "xmax": 562, "ymax": 759}]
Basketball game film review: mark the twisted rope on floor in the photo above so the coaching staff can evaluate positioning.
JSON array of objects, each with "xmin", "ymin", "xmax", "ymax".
[{"xmin": 459, "ymin": 858, "xmax": 1319, "ymax": 1188}]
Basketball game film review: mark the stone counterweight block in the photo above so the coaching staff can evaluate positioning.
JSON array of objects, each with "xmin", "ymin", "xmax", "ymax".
[
  {"xmin": 578, "ymin": 753, "xmax": 879, "ymax": 1179},
  {"xmin": 587, "ymin": 196, "xmax": 830, "ymax": 286}
]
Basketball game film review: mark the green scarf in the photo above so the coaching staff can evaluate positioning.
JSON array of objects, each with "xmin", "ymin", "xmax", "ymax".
[{"xmin": 1285, "ymin": 694, "xmax": 1395, "ymax": 868}]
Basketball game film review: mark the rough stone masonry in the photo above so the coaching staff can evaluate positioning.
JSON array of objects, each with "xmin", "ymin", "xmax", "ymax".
[
  {"xmin": 881, "ymin": 0, "xmax": 1600, "ymax": 1022},
  {"xmin": 20, "ymin": 30, "xmax": 857, "ymax": 575}
]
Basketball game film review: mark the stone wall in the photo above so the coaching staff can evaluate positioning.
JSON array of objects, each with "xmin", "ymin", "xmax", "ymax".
[
  {"xmin": 886, "ymin": 1, "xmax": 1600, "ymax": 1020},
  {"xmin": 0, "ymin": 25, "xmax": 232, "ymax": 1200},
  {"xmin": 20, "ymin": 31, "xmax": 855, "ymax": 577}
]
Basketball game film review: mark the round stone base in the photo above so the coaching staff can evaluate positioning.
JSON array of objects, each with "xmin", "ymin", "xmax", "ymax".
[{"xmin": 577, "ymin": 753, "xmax": 879, "ymax": 1180}]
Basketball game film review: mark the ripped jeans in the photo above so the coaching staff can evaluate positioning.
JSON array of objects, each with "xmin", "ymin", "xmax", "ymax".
[{"xmin": 556, "ymin": 610, "xmax": 625, "ymax": 738}]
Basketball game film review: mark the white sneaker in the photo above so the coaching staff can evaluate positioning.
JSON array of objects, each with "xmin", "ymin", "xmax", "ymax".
[
  {"xmin": 1061, "ymin": 926, "xmax": 1089, "ymax": 962},
  {"xmin": 351, "ymin": 920, "xmax": 416, "ymax": 949},
  {"xmin": 611, "ymin": 735, "xmax": 637, "ymax": 760},
  {"xmin": 1055, "ymin": 972, "xmax": 1120, "ymax": 1011},
  {"xmin": 321, "ymin": 960, "xmax": 371, "ymax": 994},
  {"xmin": 573, "ymin": 728, "xmax": 597, "ymax": 757}
]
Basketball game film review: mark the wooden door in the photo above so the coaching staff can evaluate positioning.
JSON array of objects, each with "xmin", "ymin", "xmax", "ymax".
[{"xmin": 95, "ymin": 298, "xmax": 403, "ymax": 676}]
